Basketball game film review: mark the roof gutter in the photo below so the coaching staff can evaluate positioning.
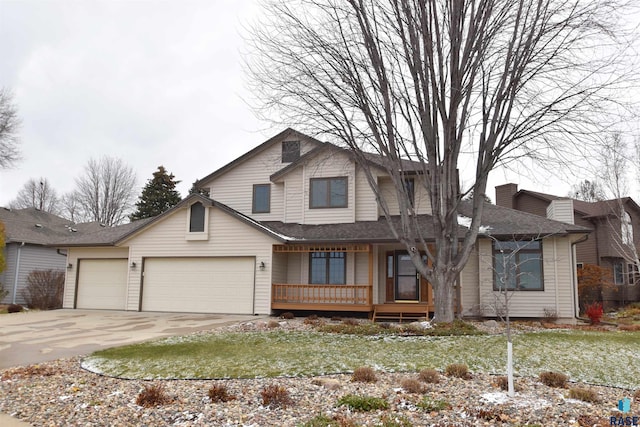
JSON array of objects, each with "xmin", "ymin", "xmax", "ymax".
[{"xmin": 12, "ymin": 242, "xmax": 25, "ymax": 305}]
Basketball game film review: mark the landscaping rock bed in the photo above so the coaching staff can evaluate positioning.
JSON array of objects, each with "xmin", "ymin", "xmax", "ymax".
[{"xmin": 0, "ymin": 318, "xmax": 637, "ymax": 426}]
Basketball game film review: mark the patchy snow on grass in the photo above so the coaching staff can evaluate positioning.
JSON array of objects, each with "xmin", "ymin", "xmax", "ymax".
[{"xmin": 481, "ymin": 391, "xmax": 552, "ymax": 411}]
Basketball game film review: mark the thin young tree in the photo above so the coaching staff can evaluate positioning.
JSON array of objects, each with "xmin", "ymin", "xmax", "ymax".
[
  {"xmin": 130, "ymin": 166, "xmax": 181, "ymax": 221},
  {"xmin": 248, "ymin": 0, "xmax": 637, "ymax": 322},
  {"xmin": 11, "ymin": 178, "xmax": 60, "ymax": 214},
  {"xmin": 0, "ymin": 88, "xmax": 20, "ymax": 169},
  {"xmin": 74, "ymin": 156, "xmax": 137, "ymax": 226}
]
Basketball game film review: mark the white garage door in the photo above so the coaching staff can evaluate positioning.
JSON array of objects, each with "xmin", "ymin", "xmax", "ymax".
[
  {"xmin": 141, "ymin": 257, "xmax": 255, "ymax": 314},
  {"xmin": 76, "ymin": 259, "xmax": 128, "ymax": 310}
]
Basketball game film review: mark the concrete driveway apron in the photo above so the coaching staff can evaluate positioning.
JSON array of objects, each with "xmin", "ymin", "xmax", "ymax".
[{"xmin": 0, "ymin": 309, "xmax": 261, "ymax": 369}]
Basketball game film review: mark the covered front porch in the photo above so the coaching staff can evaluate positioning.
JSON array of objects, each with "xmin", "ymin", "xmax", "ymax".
[{"xmin": 270, "ymin": 243, "xmax": 435, "ymax": 320}]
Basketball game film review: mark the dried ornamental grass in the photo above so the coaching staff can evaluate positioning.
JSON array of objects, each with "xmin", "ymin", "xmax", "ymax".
[
  {"xmin": 445, "ymin": 363, "xmax": 471, "ymax": 379},
  {"xmin": 539, "ymin": 371, "xmax": 568, "ymax": 388},
  {"xmin": 568, "ymin": 387, "xmax": 600, "ymax": 403},
  {"xmin": 208, "ymin": 384, "xmax": 236, "ymax": 402},
  {"xmin": 261, "ymin": 384, "xmax": 293, "ymax": 408},
  {"xmin": 351, "ymin": 366, "xmax": 378, "ymax": 383},
  {"xmin": 418, "ymin": 368, "xmax": 440, "ymax": 384},
  {"xmin": 136, "ymin": 383, "xmax": 171, "ymax": 407},
  {"xmin": 400, "ymin": 377, "xmax": 426, "ymax": 394}
]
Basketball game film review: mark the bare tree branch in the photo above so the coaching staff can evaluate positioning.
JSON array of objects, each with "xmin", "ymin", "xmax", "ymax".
[
  {"xmin": 0, "ymin": 88, "xmax": 21, "ymax": 169},
  {"xmin": 10, "ymin": 178, "xmax": 60, "ymax": 214},
  {"xmin": 247, "ymin": 0, "xmax": 638, "ymax": 322}
]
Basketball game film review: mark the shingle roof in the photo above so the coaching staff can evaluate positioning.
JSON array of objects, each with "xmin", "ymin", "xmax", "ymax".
[
  {"xmin": 52, "ymin": 217, "xmax": 155, "ymax": 246},
  {"xmin": 261, "ymin": 202, "xmax": 590, "ymax": 243},
  {"xmin": 0, "ymin": 207, "xmax": 105, "ymax": 245},
  {"xmin": 517, "ymin": 189, "xmax": 640, "ymax": 218}
]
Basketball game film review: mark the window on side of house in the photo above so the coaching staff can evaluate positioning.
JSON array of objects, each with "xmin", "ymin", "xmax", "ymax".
[
  {"xmin": 189, "ymin": 202, "xmax": 205, "ymax": 232},
  {"xmin": 309, "ymin": 252, "xmax": 346, "ymax": 284},
  {"xmin": 282, "ymin": 140, "xmax": 300, "ymax": 163},
  {"xmin": 614, "ymin": 261, "xmax": 624, "ymax": 285},
  {"xmin": 310, "ymin": 177, "xmax": 347, "ymax": 208},
  {"xmin": 493, "ymin": 240, "xmax": 543, "ymax": 291},
  {"xmin": 252, "ymin": 184, "xmax": 271, "ymax": 213}
]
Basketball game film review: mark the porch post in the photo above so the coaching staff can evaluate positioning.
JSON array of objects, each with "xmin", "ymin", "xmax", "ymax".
[{"xmin": 368, "ymin": 244, "xmax": 373, "ymax": 306}]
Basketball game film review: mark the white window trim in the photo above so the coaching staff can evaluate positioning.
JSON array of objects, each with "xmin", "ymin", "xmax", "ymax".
[{"xmin": 185, "ymin": 202, "xmax": 210, "ymax": 241}]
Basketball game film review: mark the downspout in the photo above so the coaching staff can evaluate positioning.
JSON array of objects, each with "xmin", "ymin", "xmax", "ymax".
[
  {"xmin": 12, "ymin": 242, "xmax": 25, "ymax": 304},
  {"xmin": 553, "ymin": 238, "xmax": 559, "ymax": 316},
  {"xmin": 571, "ymin": 234, "xmax": 589, "ymax": 320}
]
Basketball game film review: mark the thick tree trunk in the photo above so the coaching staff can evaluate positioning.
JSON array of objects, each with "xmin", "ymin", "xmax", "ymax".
[{"xmin": 431, "ymin": 270, "xmax": 456, "ymax": 323}]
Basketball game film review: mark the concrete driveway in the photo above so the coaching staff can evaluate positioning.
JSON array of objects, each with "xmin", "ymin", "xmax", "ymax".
[{"xmin": 0, "ymin": 309, "xmax": 261, "ymax": 369}]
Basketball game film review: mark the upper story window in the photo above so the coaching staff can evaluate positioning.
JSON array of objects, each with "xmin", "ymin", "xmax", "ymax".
[
  {"xmin": 403, "ymin": 178, "xmax": 415, "ymax": 207},
  {"xmin": 493, "ymin": 240, "xmax": 543, "ymax": 291},
  {"xmin": 189, "ymin": 202, "xmax": 205, "ymax": 232},
  {"xmin": 253, "ymin": 184, "xmax": 271, "ymax": 213},
  {"xmin": 309, "ymin": 252, "xmax": 346, "ymax": 284},
  {"xmin": 310, "ymin": 177, "xmax": 348, "ymax": 209},
  {"xmin": 282, "ymin": 140, "xmax": 300, "ymax": 163},
  {"xmin": 622, "ymin": 211, "xmax": 633, "ymax": 245}
]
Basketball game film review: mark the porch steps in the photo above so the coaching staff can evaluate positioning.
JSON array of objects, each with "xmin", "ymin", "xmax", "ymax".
[{"xmin": 371, "ymin": 304, "xmax": 431, "ymax": 323}]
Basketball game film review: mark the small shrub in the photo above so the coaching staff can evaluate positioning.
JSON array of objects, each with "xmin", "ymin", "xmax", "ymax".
[
  {"xmin": 494, "ymin": 375, "xmax": 520, "ymax": 392},
  {"xmin": 417, "ymin": 397, "xmax": 450, "ymax": 412},
  {"xmin": 568, "ymin": 387, "xmax": 599, "ymax": 403},
  {"xmin": 208, "ymin": 384, "xmax": 236, "ymax": 402},
  {"xmin": 418, "ymin": 368, "xmax": 440, "ymax": 384},
  {"xmin": 7, "ymin": 304, "xmax": 23, "ymax": 313},
  {"xmin": 376, "ymin": 414, "xmax": 414, "ymax": 427},
  {"xmin": 337, "ymin": 394, "xmax": 389, "ymax": 411},
  {"xmin": 342, "ymin": 318, "xmax": 359, "ymax": 326},
  {"xmin": 330, "ymin": 316, "xmax": 342, "ymax": 322},
  {"xmin": 267, "ymin": 320, "xmax": 281, "ymax": 328},
  {"xmin": 261, "ymin": 384, "xmax": 292, "ymax": 408},
  {"xmin": 300, "ymin": 414, "xmax": 340, "ymax": 427},
  {"xmin": 543, "ymin": 308, "xmax": 559, "ymax": 322},
  {"xmin": 634, "ymin": 389, "xmax": 640, "ymax": 402},
  {"xmin": 280, "ymin": 312, "xmax": 295, "ymax": 319},
  {"xmin": 475, "ymin": 407, "xmax": 504, "ymax": 421},
  {"xmin": 585, "ymin": 302, "xmax": 603, "ymax": 325},
  {"xmin": 1, "ymin": 365, "xmax": 57, "ymax": 380},
  {"xmin": 445, "ymin": 363, "xmax": 470, "ymax": 379},
  {"xmin": 400, "ymin": 377, "xmax": 425, "ymax": 394},
  {"xmin": 539, "ymin": 371, "xmax": 568, "ymax": 388},
  {"xmin": 351, "ymin": 366, "xmax": 377, "ymax": 383},
  {"xmin": 21, "ymin": 269, "xmax": 64, "ymax": 310},
  {"xmin": 136, "ymin": 383, "xmax": 171, "ymax": 407}
]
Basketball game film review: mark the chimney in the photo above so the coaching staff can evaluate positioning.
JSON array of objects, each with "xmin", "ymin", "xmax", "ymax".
[{"xmin": 495, "ymin": 183, "xmax": 518, "ymax": 209}]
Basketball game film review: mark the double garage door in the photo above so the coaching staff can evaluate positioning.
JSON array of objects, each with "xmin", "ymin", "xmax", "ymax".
[{"xmin": 75, "ymin": 257, "xmax": 255, "ymax": 314}]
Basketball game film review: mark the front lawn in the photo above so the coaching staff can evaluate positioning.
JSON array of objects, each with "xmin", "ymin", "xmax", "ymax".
[{"xmin": 83, "ymin": 329, "xmax": 640, "ymax": 389}]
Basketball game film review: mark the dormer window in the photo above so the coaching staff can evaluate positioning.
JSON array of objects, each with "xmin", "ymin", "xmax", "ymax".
[
  {"xmin": 189, "ymin": 202, "xmax": 205, "ymax": 232},
  {"xmin": 282, "ymin": 140, "xmax": 300, "ymax": 163}
]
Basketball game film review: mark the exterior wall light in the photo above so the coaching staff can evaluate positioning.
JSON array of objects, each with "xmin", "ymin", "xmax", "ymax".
[{"xmin": 259, "ymin": 261, "xmax": 266, "ymax": 271}]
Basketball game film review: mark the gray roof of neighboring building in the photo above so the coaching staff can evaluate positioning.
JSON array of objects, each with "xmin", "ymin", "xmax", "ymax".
[
  {"xmin": 516, "ymin": 189, "xmax": 640, "ymax": 218},
  {"xmin": 0, "ymin": 207, "xmax": 105, "ymax": 245}
]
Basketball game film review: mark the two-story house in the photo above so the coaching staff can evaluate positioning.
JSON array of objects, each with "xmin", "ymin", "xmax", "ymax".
[
  {"xmin": 57, "ymin": 129, "xmax": 590, "ymax": 321},
  {"xmin": 496, "ymin": 183, "xmax": 640, "ymax": 308}
]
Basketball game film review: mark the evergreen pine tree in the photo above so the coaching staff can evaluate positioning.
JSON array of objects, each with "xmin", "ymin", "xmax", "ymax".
[{"xmin": 130, "ymin": 166, "xmax": 181, "ymax": 221}]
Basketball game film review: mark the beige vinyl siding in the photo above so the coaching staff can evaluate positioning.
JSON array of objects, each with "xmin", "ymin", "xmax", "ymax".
[
  {"xmin": 355, "ymin": 252, "xmax": 370, "ymax": 285},
  {"xmin": 124, "ymin": 205, "xmax": 277, "ymax": 314},
  {"xmin": 283, "ymin": 168, "xmax": 304, "ymax": 223},
  {"xmin": 303, "ymin": 151, "xmax": 356, "ymax": 224},
  {"xmin": 546, "ymin": 199, "xmax": 574, "ymax": 224},
  {"xmin": 62, "ymin": 247, "xmax": 130, "ymax": 309},
  {"xmin": 203, "ymin": 139, "xmax": 316, "ymax": 221},
  {"xmin": 286, "ymin": 253, "xmax": 304, "ymax": 283},
  {"xmin": 478, "ymin": 237, "xmax": 576, "ymax": 318},
  {"xmin": 272, "ymin": 251, "xmax": 288, "ymax": 284},
  {"xmin": 459, "ymin": 247, "xmax": 480, "ymax": 316},
  {"xmin": 355, "ymin": 167, "xmax": 378, "ymax": 221}
]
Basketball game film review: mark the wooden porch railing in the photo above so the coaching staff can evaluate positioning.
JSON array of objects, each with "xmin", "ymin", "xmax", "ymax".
[{"xmin": 272, "ymin": 283, "xmax": 372, "ymax": 311}]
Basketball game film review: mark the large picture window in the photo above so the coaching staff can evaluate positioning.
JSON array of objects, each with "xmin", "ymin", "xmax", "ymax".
[
  {"xmin": 309, "ymin": 252, "xmax": 346, "ymax": 284},
  {"xmin": 493, "ymin": 240, "xmax": 543, "ymax": 291},
  {"xmin": 252, "ymin": 184, "xmax": 271, "ymax": 213},
  {"xmin": 310, "ymin": 177, "xmax": 347, "ymax": 208}
]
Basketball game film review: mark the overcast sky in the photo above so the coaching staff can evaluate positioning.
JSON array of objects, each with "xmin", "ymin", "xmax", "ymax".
[{"xmin": 0, "ymin": 0, "xmax": 631, "ymax": 210}]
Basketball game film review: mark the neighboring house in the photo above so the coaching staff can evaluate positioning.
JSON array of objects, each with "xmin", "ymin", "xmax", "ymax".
[
  {"xmin": 0, "ymin": 207, "xmax": 102, "ymax": 305},
  {"xmin": 55, "ymin": 129, "xmax": 590, "ymax": 321},
  {"xmin": 496, "ymin": 183, "xmax": 640, "ymax": 308}
]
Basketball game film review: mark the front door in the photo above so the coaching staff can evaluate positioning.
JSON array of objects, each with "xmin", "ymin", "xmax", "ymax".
[{"xmin": 394, "ymin": 252, "xmax": 420, "ymax": 301}]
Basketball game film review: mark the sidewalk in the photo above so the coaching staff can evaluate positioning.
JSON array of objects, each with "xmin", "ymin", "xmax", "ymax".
[{"xmin": 0, "ymin": 413, "xmax": 31, "ymax": 426}]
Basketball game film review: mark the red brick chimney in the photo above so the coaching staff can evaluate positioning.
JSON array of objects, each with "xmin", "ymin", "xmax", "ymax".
[{"xmin": 495, "ymin": 183, "xmax": 518, "ymax": 209}]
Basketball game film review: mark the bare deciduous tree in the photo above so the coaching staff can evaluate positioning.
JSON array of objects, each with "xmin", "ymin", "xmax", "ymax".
[
  {"xmin": 74, "ymin": 156, "xmax": 137, "ymax": 226},
  {"xmin": 0, "ymin": 88, "xmax": 21, "ymax": 169},
  {"xmin": 11, "ymin": 177, "xmax": 60, "ymax": 214},
  {"xmin": 248, "ymin": 0, "xmax": 637, "ymax": 322},
  {"xmin": 568, "ymin": 180, "xmax": 606, "ymax": 202},
  {"xmin": 59, "ymin": 192, "xmax": 84, "ymax": 223}
]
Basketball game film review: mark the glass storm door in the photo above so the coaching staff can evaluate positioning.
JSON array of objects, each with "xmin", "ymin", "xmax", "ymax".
[{"xmin": 395, "ymin": 252, "xmax": 420, "ymax": 301}]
